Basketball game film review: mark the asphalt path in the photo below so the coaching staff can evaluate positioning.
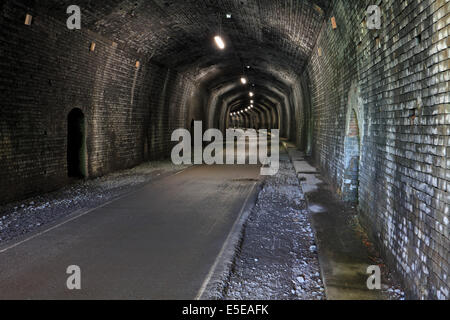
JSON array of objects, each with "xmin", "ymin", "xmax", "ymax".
[{"xmin": 0, "ymin": 164, "xmax": 261, "ymax": 299}]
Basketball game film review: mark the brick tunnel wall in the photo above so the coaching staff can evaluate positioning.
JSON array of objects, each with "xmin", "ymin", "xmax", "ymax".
[
  {"xmin": 0, "ymin": 2, "xmax": 194, "ymax": 204},
  {"xmin": 304, "ymin": 0, "xmax": 449, "ymax": 299}
]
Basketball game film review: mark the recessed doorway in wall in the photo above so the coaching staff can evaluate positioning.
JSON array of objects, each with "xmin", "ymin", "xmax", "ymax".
[{"xmin": 67, "ymin": 108, "xmax": 87, "ymax": 178}]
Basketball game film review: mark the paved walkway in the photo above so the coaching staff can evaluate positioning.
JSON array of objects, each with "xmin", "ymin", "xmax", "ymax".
[{"xmin": 0, "ymin": 165, "xmax": 261, "ymax": 299}]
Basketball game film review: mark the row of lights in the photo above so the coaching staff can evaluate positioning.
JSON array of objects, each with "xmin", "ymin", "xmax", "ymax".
[
  {"xmin": 214, "ymin": 15, "xmax": 256, "ymax": 113},
  {"xmin": 230, "ymin": 100, "xmax": 255, "ymax": 116},
  {"xmin": 216, "ymin": 38, "xmax": 252, "ymax": 88}
]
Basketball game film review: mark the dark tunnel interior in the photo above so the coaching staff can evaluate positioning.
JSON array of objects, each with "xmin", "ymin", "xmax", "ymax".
[{"xmin": 0, "ymin": 0, "xmax": 448, "ymax": 301}]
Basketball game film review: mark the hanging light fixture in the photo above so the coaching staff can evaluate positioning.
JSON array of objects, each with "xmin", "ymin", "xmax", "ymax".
[
  {"xmin": 249, "ymin": 92, "xmax": 254, "ymax": 97},
  {"xmin": 240, "ymin": 77, "xmax": 248, "ymax": 85},
  {"xmin": 214, "ymin": 36, "xmax": 225, "ymax": 50},
  {"xmin": 214, "ymin": 12, "xmax": 226, "ymax": 50}
]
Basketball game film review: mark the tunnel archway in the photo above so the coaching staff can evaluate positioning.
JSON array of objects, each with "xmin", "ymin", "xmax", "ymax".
[{"xmin": 67, "ymin": 108, "xmax": 87, "ymax": 179}]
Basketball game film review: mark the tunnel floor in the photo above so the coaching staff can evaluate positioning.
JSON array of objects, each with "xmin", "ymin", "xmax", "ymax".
[
  {"xmin": 0, "ymin": 143, "xmax": 406, "ymax": 300},
  {"xmin": 0, "ymin": 164, "xmax": 261, "ymax": 299}
]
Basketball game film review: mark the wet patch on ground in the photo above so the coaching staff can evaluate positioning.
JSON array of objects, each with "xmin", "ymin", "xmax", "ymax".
[
  {"xmin": 222, "ymin": 156, "xmax": 325, "ymax": 300},
  {"xmin": 0, "ymin": 161, "xmax": 188, "ymax": 245},
  {"xmin": 303, "ymin": 170, "xmax": 405, "ymax": 300}
]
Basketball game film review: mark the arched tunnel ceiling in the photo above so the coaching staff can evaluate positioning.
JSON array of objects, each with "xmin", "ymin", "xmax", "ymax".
[
  {"xmin": 201, "ymin": 63, "xmax": 292, "ymax": 92},
  {"xmin": 34, "ymin": 0, "xmax": 331, "ymax": 132},
  {"xmin": 225, "ymin": 85, "xmax": 284, "ymax": 112},
  {"xmin": 36, "ymin": 0, "xmax": 331, "ymax": 72},
  {"xmin": 211, "ymin": 83, "xmax": 289, "ymax": 132},
  {"xmin": 201, "ymin": 65, "xmax": 292, "ymax": 115}
]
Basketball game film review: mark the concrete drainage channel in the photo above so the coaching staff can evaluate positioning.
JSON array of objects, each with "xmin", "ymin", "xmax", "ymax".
[{"xmin": 281, "ymin": 141, "xmax": 406, "ymax": 300}]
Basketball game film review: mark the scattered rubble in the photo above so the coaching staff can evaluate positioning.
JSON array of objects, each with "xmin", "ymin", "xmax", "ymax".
[{"xmin": 222, "ymin": 155, "xmax": 325, "ymax": 300}]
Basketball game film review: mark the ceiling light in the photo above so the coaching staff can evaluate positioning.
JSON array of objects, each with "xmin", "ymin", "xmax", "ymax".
[
  {"xmin": 246, "ymin": 66, "xmax": 250, "ymax": 69},
  {"xmin": 226, "ymin": 13, "xmax": 232, "ymax": 19},
  {"xmin": 214, "ymin": 36, "xmax": 225, "ymax": 50},
  {"xmin": 240, "ymin": 77, "xmax": 247, "ymax": 85},
  {"xmin": 250, "ymin": 100, "xmax": 254, "ymax": 103},
  {"xmin": 249, "ymin": 92, "xmax": 254, "ymax": 97}
]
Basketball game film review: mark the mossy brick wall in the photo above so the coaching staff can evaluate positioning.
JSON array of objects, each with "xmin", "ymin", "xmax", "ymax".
[{"xmin": 304, "ymin": 0, "xmax": 449, "ymax": 299}]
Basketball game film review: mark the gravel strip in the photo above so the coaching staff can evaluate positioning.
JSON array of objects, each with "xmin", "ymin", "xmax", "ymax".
[
  {"xmin": 222, "ymin": 155, "xmax": 325, "ymax": 300},
  {"xmin": 0, "ymin": 161, "xmax": 188, "ymax": 245}
]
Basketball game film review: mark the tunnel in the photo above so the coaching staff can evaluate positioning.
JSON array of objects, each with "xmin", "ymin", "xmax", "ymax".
[{"xmin": 0, "ymin": 0, "xmax": 448, "ymax": 302}]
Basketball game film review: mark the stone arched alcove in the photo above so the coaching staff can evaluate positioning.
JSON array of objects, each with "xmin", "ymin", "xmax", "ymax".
[{"xmin": 342, "ymin": 82, "xmax": 363, "ymax": 202}]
